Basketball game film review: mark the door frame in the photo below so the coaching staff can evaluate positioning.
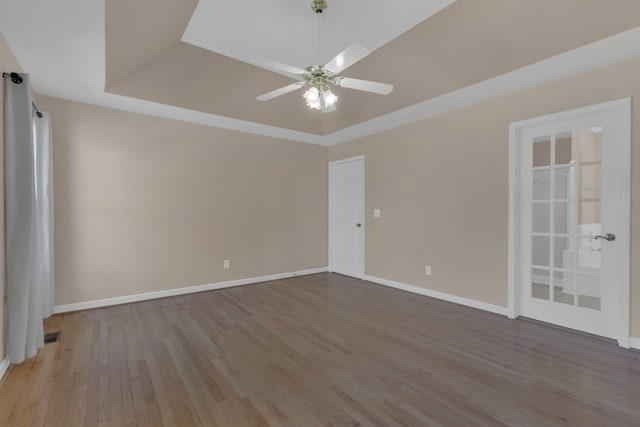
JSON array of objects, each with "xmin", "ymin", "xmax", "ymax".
[
  {"xmin": 328, "ymin": 155, "xmax": 365, "ymax": 279},
  {"xmin": 507, "ymin": 98, "xmax": 631, "ymax": 348}
]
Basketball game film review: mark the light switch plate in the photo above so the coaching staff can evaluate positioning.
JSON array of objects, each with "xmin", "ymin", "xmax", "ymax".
[{"xmin": 373, "ymin": 209, "xmax": 381, "ymax": 218}]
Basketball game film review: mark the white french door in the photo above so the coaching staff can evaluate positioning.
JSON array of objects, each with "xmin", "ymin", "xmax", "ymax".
[
  {"xmin": 329, "ymin": 156, "xmax": 364, "ymax": 279},
  {"xmin": 510, "ymin": 99, "xmax": 630, "ymax": 345}
]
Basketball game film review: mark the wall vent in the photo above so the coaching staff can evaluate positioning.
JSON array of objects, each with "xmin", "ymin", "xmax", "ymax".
[{"xmin": 44, "ymin": 331, "xmax": 62, "ymax": 344}]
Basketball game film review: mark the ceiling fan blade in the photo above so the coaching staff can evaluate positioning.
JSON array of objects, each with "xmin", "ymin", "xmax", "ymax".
[
  {"xmin": 324, "ymin": 44, "xmax": 371, "ymax": 74},
  {"xmin": 256, "ymin": 58, "xmax": 305, "ymax": 79},
  {"xmin": 256, "ymin": 83, "xmax": 304, "ymax": 101},
  {"xmin": 336, "ymin": 77, "xmax": 393, "ymax": 95}
]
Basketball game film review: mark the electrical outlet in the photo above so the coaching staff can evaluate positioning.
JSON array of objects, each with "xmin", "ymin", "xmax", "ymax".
[
  {"xmin": 224, "ymin": 259, "xmax": 230, "ymax": 269},
  {"xmin": 425, "ymin": 265, "xmax": 432, "ymax": 276}
]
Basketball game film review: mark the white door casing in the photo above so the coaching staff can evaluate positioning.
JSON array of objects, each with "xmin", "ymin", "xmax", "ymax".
[
  {"xmin": 329, "ymin": 156, "xmax": 365, "ymax": 279},
  {"xmin": 508, "ymin": 98, "xmax": 630, "ymax": 347}
]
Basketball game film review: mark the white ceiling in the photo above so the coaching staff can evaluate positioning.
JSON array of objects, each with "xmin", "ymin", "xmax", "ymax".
[
  {"xmin": 182, "ymin": 0, "xmax": 456, "ymax": 69},
  {"xmin": 2, "ymin": 0, "xmax": 640, "ymax": 145}
]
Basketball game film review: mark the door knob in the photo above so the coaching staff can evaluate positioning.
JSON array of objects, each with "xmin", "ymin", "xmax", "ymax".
[
  {"xmin": 594, "ymin": 233, "xmax": 615, "ymax": 242},
  {"xmin": 356, "ymin": 223, "xmax": 362, "ymax": 228}
]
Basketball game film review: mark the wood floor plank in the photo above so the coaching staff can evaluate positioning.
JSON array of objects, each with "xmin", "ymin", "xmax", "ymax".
[{"xmin": 1, "ymin": 272, "xmax": 640, "ymax": 426}]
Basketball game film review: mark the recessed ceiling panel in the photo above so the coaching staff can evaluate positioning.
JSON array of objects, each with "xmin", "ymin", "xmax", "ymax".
[
  {"xmin": 182, "ymin": 0, "xmax": 456, "ymax": 69},
  {"xmin": 4, "ymin": 0, "xmax": 640, "ymax": 143}
]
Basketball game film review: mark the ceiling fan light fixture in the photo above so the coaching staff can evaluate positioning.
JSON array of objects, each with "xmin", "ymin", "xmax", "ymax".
[
  {"xmin": 323, "ymin": 89, "xmax": 337, "ymax": 107},
  {"xmin": 303, "ymin": 86, "xmax": 338, "ymax": 112},
  {"xmin": 320, "ymin": 89, "xmax": 337, "ymax": 113},
  {"xmin": 303, "ymin": 86, "xmax": 321, "ymax": 110}
]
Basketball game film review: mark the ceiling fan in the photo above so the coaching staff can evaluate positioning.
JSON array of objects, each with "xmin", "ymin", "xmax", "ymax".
[{"xmin": 256, "ymin": 0, "xmax": 394, "ymax": 113}]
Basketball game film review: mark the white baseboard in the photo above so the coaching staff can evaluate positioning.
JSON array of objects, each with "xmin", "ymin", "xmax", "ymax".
[
  {"xmin": 0, "ymin": 357, "xmax": 10, "ymax": 382},
  {"xmin": 629, "ymin": 337, "xmax": 640, "ymax": 350},
  {"xmin": 364, "ymin": 275, "xmax": 510, "ymax": 317},
  {"xmin": 54, "ymin": 267, "xmax": 328, "ymax": 314}
]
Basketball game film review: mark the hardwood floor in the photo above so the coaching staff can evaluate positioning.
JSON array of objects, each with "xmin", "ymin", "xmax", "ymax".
[{"xmin": 1, "ymin": 273, "xmax": 639, "ymax": 426}]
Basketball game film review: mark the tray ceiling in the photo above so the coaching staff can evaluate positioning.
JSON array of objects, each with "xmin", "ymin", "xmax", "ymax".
[
  {"xmin": 182, "ymin": 0, "xmax": 455, "ymax": 71},
  {"xmin": 2, "ymin": 0, "xmax": 640, "ymax": 144}
]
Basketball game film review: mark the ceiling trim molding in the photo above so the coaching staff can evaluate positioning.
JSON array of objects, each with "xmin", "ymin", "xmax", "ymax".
[
  {"xmin": 59, "ymin": 91, "xmax": 325, "ymax": 145},
  {"xmin": 34, "ymin": 26, "xmax": 640, "ymax": 147},
  {"xmin": 321, "ymin": 26, "xmax": 640, "ymax": 146}
]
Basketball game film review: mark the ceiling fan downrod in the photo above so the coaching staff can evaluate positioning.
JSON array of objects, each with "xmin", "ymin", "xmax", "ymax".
[{"xmin": 311, "ymin": 0, "xmax": 327, "ymax": 14}]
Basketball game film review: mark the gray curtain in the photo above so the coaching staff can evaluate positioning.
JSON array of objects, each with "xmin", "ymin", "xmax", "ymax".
[
  {"xmin": 34, "ymin": 112, "xmax": 54, "ymax": 319},
  {"xmin": 4, "ymin": 73, "xmax": 54, "ymax": 363}
]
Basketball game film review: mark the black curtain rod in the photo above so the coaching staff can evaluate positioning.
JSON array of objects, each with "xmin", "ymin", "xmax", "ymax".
[
  {"xmin": 3, "ymin": 72, "xmax": 43, "ymax": 118},
  {"xmin": 31, "ymin": 102, "xmax": 42, "ymax": 118}
]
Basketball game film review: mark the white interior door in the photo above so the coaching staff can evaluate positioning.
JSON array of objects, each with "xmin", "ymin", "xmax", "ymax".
[
  {"xmin": 329, "ymin": 156, "xmax": 364, "ymax": 279},
  {"xmin": 511, "ymin": 99, "xmax": 630, "ymax": 344}
]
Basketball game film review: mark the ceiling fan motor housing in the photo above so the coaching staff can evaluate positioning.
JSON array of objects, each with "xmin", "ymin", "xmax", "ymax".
[
  {"xmin": 303, "ymin": 65, "xmax": 337, "ymax": 93},
  {"xmin": 311, "ymin": 0, "xmax": 327, "ymax": 13}
]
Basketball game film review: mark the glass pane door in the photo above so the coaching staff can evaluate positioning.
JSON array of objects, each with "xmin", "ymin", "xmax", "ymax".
[
  {"xmin": 515, "ymin": 99, "xmax": 630, "ymax": 343},
  {"xmin": 529, "ymin": 128, "xmax": 602, "ymax": 311}
]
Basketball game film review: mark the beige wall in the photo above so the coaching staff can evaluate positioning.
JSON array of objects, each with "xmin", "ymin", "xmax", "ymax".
[
  {"xmin": 38, "ymin": 97, "xmax": 328, "ymax": 305},
  {"xmin": 329, "ymin": 57, "xmax": 640, "ymax": 337},
  {"xmin": 0, "ymin": 34, "xmax": 24, "ymax": 362},
  {"xmin": 4, "ymin": 35, "xmax": 640, "ymax": 353}
]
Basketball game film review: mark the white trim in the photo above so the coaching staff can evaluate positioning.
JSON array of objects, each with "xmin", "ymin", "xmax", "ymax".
[
  {"xmin": 0, "ymin": 357, "xmax": 10, "ymax": 382},
  {"xmin": 328, "ymin": 160, "xmax": 331, "ymax": 274},
  {"xmin": 364, "ymin": 275, "xmax": 510, "ymax": 317},
  {"xmin": 629, "ymin": 337, "xmax": 640, "ymax": 351},
  {"xmin": 616, "ymin": 98, "xmax": 632, "ymax": 349},
  {"xmin": 328, "ymin": 156, "xmax": 365, "ymax": 279},
  {"xmin": 508, "ymin": 118, "xmax": 519, "ymax": 319},
  {"xmin": 11, "ymin": 24, "xmax": 640, "ymax": 146},
  {"xmin": 508, "ymin": 98, "xmax": 631, "ymax": 347},
  {"xmin": 53, "ymin": 267, "xmax": 328, "ymax": 314},
  {"xmin": 327, "ymin": 155, "xmax": 365, "ymax": 166}
]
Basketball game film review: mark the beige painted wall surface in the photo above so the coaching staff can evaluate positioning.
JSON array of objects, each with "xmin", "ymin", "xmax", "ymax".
[
  {"xmin": 38, "ymin": 97, "xmax": 328, "ymax": 306},
  {"xmin": 329, "ymin": 57, "xmax": 640, "ymax": 337},
  {"xmin": 0, "ymin": 33, "xmax": 24, "ymax": 362}
]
